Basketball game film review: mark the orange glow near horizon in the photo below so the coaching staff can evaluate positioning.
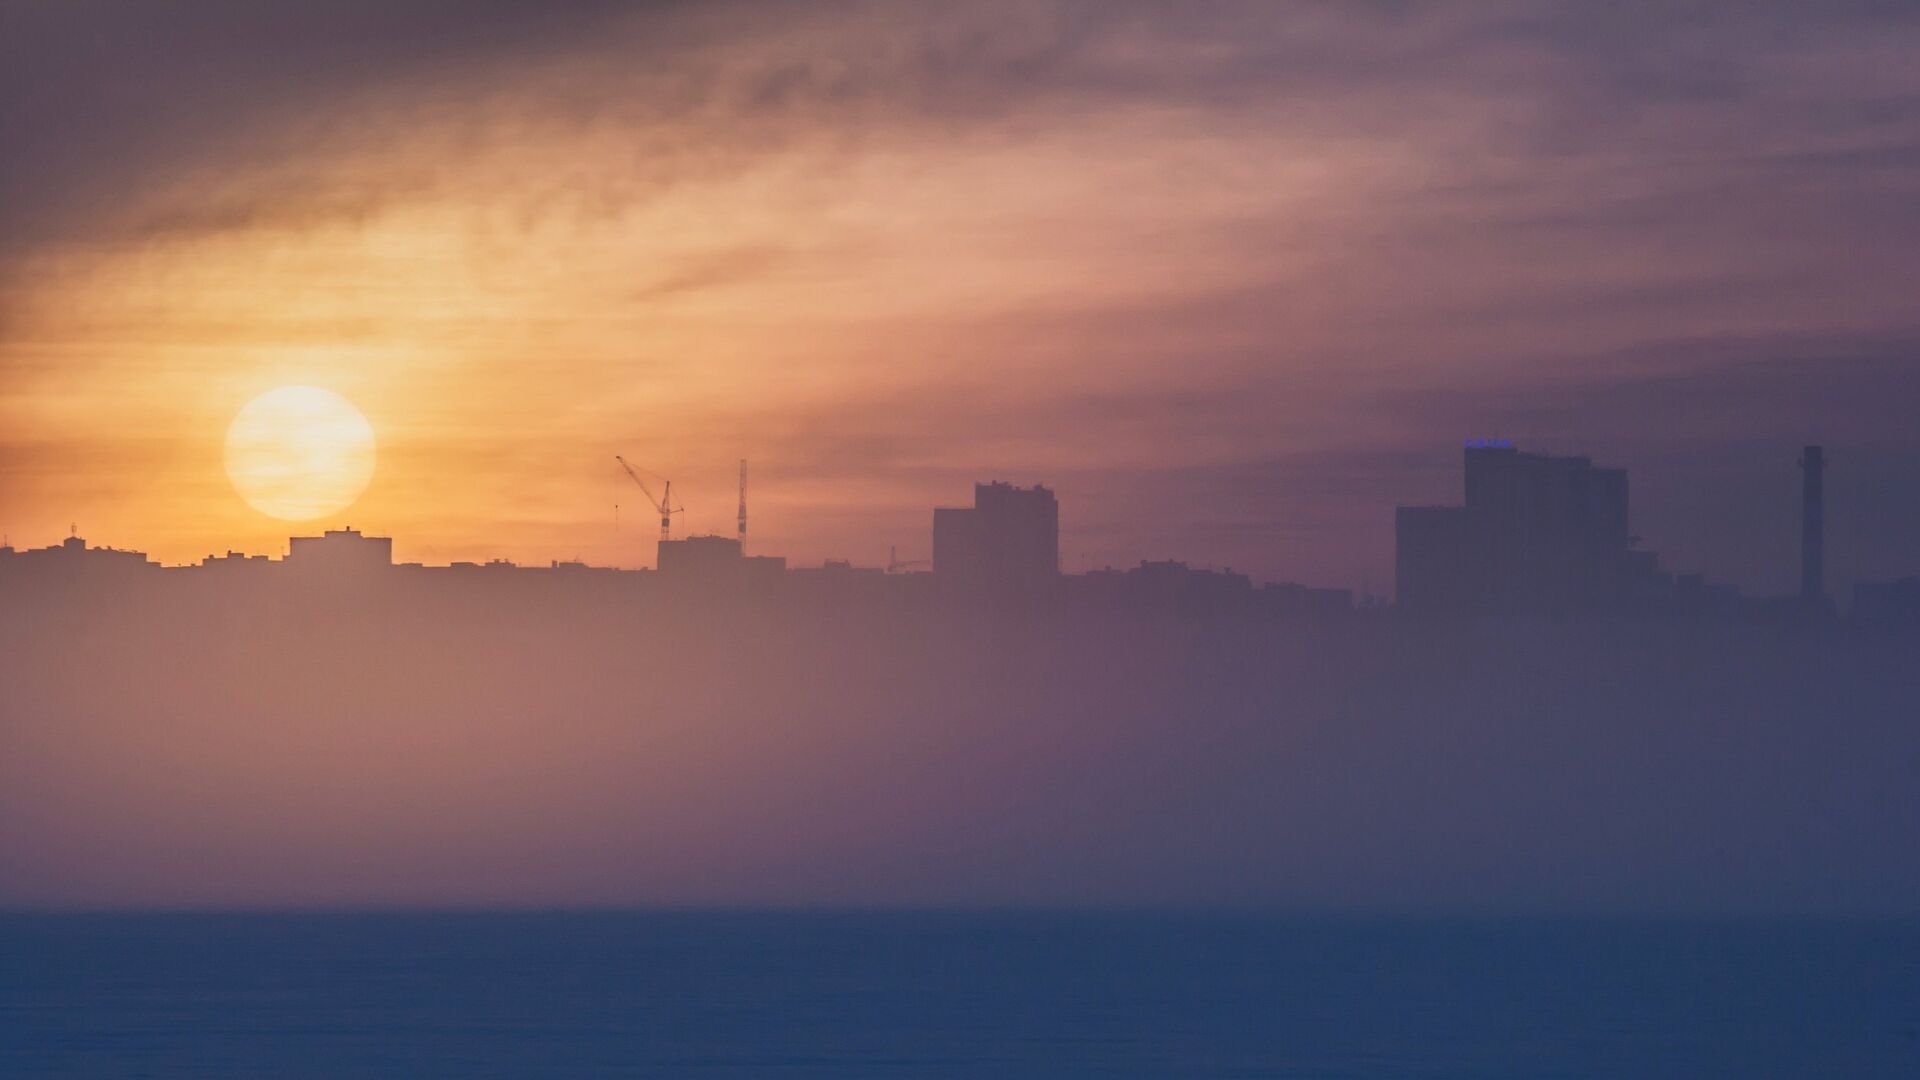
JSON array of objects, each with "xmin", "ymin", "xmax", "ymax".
[
  {"xmin": 3, "ymin": 4, "xmax": 1916, "ymax": 589},
  {"xmin": 0, "ymin": 56, "xmax": 1385, "ymax": 570}
]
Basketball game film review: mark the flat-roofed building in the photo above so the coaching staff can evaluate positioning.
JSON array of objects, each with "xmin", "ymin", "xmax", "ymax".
[{"xmin": 932, "ymin": 481, "xmax": 1058, "ymax": 591}]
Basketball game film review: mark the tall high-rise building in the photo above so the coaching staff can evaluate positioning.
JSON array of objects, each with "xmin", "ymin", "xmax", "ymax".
[
  {"xmin": 1393, "ymin": 505, "xmax": 1474, "ymax": 613},
  {"xmin": 1397, "ymin": 443, "xmax": 1634, "ymax": 614},
  {"xmin": 933, "ymin": 482, "xmax": 1059, "ymax": 589}
]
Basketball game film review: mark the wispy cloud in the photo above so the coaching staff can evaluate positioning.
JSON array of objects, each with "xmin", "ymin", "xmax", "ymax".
[{"xmin": 2, "ymin": 2, "xmax": 1917, "ymax": 591}]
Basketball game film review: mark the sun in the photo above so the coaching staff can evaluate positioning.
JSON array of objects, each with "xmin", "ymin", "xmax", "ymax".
[{"xmin": 224, "ymin": 386, "xmax": 377, "ymax": 521}]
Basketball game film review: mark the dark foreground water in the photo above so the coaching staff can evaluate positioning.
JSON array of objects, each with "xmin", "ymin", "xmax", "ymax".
[{"xmin": 3, "ymin": 913, "xmax": 1918, "ymax": 1078}]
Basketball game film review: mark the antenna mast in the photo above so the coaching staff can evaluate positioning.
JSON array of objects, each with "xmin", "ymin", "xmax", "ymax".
[{"xmin": 738, "ymin": 459, "xmax": 748, "ymax": 542}]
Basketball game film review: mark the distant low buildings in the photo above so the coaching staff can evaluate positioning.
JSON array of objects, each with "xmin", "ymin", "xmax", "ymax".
[
  {"xmin": 0, "ymin": 531, "xmax": 157, "ymax": 581},
  {"xmin": 3, "ymin": 452, "xmax": 1903, "ymax": 628},
  {"xmin": 286, "ymin": 527, "xmax": 393, "ymax": 574},
  {"xmin": 1075, "ymin": 560, "xmax": 1351, "ymax": 618},
  {"xmin": 656, "ymin": 534, "xmax": 786, "ymax": 588},
  {"xmin": 199, "ymin": 551, "xmax": 274, "ymax": 576},
  {"xmin": 1080, "ymin": 559, "xmax": 1251, "ymax": 615}
]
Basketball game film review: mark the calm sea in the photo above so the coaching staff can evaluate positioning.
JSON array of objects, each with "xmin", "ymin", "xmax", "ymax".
[{"xmin": 3, "ymin": 912, "xmax": 1917, "ymax": 1077}]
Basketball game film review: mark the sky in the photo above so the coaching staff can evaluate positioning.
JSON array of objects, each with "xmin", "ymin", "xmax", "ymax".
[{"xmin": 3, "ymin": 0, "xmax": 1919, "ymax": 594}]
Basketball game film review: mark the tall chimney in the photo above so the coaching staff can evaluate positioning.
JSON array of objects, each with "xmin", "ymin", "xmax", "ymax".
[{"xmin": 1799, "ymin": 445, "xmax": 1825, "ymax": 606}]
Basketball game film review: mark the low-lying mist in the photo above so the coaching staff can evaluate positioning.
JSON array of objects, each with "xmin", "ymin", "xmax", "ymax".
[{"xmin": 3, "ymin": 576, "xmax": 1916, "ymax": 915}]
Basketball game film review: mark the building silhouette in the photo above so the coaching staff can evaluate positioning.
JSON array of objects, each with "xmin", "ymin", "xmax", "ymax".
[
  {"xmin": 658, "ymin": 534, "xmax": 745, "ymax": 577},
  {"xmin": 1397, "ymin": 442, "xmax": 1637, "ymax": 615},
  {"xmin": 1080, "ymin": 559, "xmax": 1252, "ymax": 616},
  {"xmin": 199, "ymin": 550, "xmax": 275, "ymax": 576},
  {"xmin": 656, "ymin": 534, "xmax": 786, "ymax": 587},
  {"xmin": 5, "ymin": 449, "xmax": 1911, "ymax": 629},
  {"xmin": 0, "ymin": 530, "xmax": 156, "ymax": 581},
  {"xmin": 1800, "ymin": 445, "xmax": 1826, "ymax": 610},
  {"xmin": 932, "ymin": 482, "xmax": 1059, "ymax": 590},
  {"xmin": 286, "ymin": 527, "xmax": 393, "ymax": 574},
  {"xmin": 1072, "ymin": 560, "xmax": 1351, "ymax": 618}
]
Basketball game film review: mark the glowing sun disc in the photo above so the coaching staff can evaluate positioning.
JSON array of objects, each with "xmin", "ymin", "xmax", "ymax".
[{"xmin": 225, "ymin": 386, "xmax": 376, "ymax": 521}]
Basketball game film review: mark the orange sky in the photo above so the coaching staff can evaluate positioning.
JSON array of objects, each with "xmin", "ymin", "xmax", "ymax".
[{"xmin": 3, "ymin": 3, "xmax": 1919, "ymax": 589}]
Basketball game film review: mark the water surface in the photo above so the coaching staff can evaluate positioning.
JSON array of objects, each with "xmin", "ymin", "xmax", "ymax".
[{"xmin": 4, "ymin": 912, "xmax": 1917, "ymax": 1077}]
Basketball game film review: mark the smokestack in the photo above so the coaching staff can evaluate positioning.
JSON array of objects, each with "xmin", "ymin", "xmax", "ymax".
[{"xmin": 1799, "ymin": 445, "xmax": 1825, "ymax": 607}]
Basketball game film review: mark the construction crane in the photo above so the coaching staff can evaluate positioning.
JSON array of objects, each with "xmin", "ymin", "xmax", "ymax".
[
  {"xmin": 886, "ymin": 545, "xmax": 930, "ymax": 574},
  {"xmin": 613, "ymin": 456, "xmax": 682, "ymax": 541}
]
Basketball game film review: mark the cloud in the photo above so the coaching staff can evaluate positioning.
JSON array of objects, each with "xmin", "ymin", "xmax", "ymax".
[{"xmin": 2, "ymin": 2, "xmax": 1918, "ymax": 592}]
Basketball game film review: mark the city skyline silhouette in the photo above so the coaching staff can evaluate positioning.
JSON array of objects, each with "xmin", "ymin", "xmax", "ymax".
[
  {"xmin": 6, "ymin": 433, "xmax": 1917, "ymax": 913},
  {"xmin": 8, "ymin": 439, "xmax": 1915, "ymax": 623},
  {"xmin": 5, "ymin": 4, "xmax": 1920, "ymax": 1075}
]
